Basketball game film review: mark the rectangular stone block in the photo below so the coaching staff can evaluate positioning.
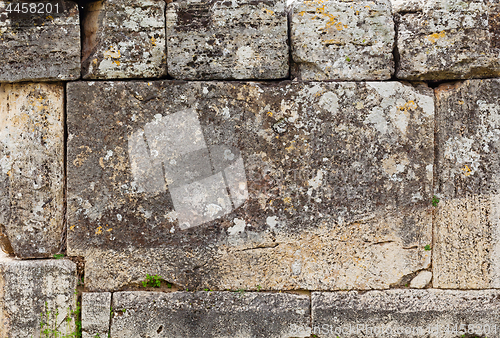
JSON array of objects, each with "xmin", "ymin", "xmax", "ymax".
[
  {"xmin": 67, "ymin": 80, "xmax": 433, "ymax": 291},
  {"xmin": 82, "ymin": 0, "xmax": 167, "ymax": 79},
  {"xmin": 396, "ymin": 0, "xmax": 500, "ymax": 80},
  {"xmin": 434, "ymin": 79, "xmax": 500, "ymax": 289},
  {"xmin": 166, "ymin": 0, "xmax": 288, "ymax": 80},
  {"xmin": 82, "ymin": 292, "xmax": 111, "ymax": 338},
  {"xmin": 0, "ymin": 258, "xmax": 77, "ymax": 338},
  {"xmin": 111, "ymin": 291, "xmax": 311, "ymax": 337},
  {"xmin": 290, "ymin": 0, "xmax": 395, "ymax": 81},
  {"xmin": 0, "ymin": 83, "xmax": 64, "ymax": 258},
  {"xmin": 312, "ymin": 289, "xmax": 500, "ymax": 337},
  {"xmin": 0, "ymin": 0, "xmax": 80, "ymax": 82}
]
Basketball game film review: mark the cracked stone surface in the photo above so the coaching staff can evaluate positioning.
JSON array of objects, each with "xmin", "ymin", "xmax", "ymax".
[
  {"xmin": 434, "ymin": 79, "xmax": 500, "ymax": 289},
  {"xmin": 290, "ymin": 0, "xmax": 394, "ymax": 81},
  {"xmin": 82, "ymin": 292, "xmax": 111, "ymax": 338},
  {"xmin": 67, "ymin": 80, "xmax": 433, "ymax": 291},
  {"xmin": 0, "ymin": 258, "xmax": 77, "ymax": 338},
  {"xmin": 0, "ymin": 83, "xmax": 64, "ymax": 258},
  {"xmin": 166, "ymin": 0, "xmax": 288, "ymax": 80},
  {"xmin": 312, "ymin": 289, "xmax": 500, "ymax": 337},
  {"xmin": 395, "ymin": 0, "xmax": 500, "ymax": 80},
  {"xmin": 111, "ymin": 291, "xmax": 310, "ymax": 338},
  {"xmin": 0, "ymin": 0, "xmax": 81, "ymax": 82},
  {"xmin": 81, "ymin": 0, "xmax": 167, "ymax": 79}
]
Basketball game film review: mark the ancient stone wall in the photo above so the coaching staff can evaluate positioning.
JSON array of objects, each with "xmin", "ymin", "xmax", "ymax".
[{"xmin": 0, "ymin": 0, "xmax": 500, "ymax": 337}]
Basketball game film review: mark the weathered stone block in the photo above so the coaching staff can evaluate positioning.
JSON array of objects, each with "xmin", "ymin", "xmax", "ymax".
[
  {"xmin": 0, "ymin": 0, "xmax": 80, "ymax": 82},
  {"xmin": 396, "ymin": 0, "xmax": 500, "ymax": 80},
  {"xmin": 111, "ymin": 291, "xmax": 310, "ymax": 337},
  {"xmin": 82, "ymin": 292, "xmax": 111, "ymax": 338},
  {"xmin": 290, "ymin": 0, "xmax": 395, "ymax": 81},
  {"xmin": 82, "ymin": 0, "xmax": 167, "ymax": 79},
  {"xmin": 312, "ymin": 289, "xmax": 500, "ymax": 337},
  {"xmin": 0, "ymin": 83, "xmax": 64, "ymax": 258},
  {"xmin": 67, "ymin": 80, "xmax": 433, "ymax": 291},
  {"xmin": 166, "ymin": 0, "xmax": 288, "ymax": 80},
  {"xmin": 0, "ymin": 258, "xmax": 77, "ymax": 338},
  {"xmin": 434, "ymin": 79, "xmax": 500, "ymax": 289}
]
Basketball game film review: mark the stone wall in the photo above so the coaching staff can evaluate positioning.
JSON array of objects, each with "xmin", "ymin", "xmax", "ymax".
[{"xmin": 0, "ymin": 0, "xmax": 500, "ymax": 337}]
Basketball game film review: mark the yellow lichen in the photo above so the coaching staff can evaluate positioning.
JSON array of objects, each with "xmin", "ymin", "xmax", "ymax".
[
  {"xmin": 262, "ymin": 8, "xmax": 274, "ymax": 15},
  {"xmin": 425, "ymin": 31, "xmax": 446, "ymax": 43},
  {"xmin": 397, "ymin": 100, "xmax": 417, "ymax": 111},
  {"xmin": 462, "ymin": 165, "xmax": 472, "ymax": 176}
]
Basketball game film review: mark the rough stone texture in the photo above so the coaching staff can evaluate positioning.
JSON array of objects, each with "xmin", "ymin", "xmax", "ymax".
[
  {"xmin": 290, "ymin": 0, "xmax": 394, "ymax": 81},
  {"xmin": 82, "ymin": 0, "xmax": 167, "ymax": 79},
  {"xmin": 0, "ymin": 83, "xmax": 64, "ymax": 258},
  {"xmin": 312, "ymin": 289, "xmax": 500, "ymax": 337},
  {"xmin": 67, "ymin": 80, "xmax": 433, "ymax": 291},
  {"xmin": 82, "ymin": 292, "xmax": 111, "ymax": 338},
  {"xmin": 166, "ymin": 0, "xmax": 288, "ymax": 80},
  {"xmin": 0, "ymin": 258, "xmax": 77, "ymax": 338},
  {"xmin": 0, "ymin": 0, "xmax": 80, "ymax": 82},
  {"xmin": 434, "ymin": 79, "xmax": 500, "ymax": 289},
  {"xmin": 396, "ymin": 0, "xmax": 500, "ymax": 80},
  {"xmin": 409, "ymin": 270, "xmax": 432, "ymax": 288},
  {"xmin": 111, "ymin": 291, "xmax": 310, "ymax": 337}
]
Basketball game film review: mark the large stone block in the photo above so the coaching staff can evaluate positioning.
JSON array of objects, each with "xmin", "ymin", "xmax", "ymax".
[
  {"xmin": 0, "ymin": 258, "xmax": 77, "ymax": 338},
  {"xmin": 311, "ymin": 289, "xmax": 500, "ymax": 337},
  {"xmin": 434, "ymin": 79, "xmax": 500, "ymax": 289},
  {"xmin": 82, "ymin": 292, "xmax": 111, "ymax": 338},
  {"xmin": 67, "ymin": 80, "xmax": 433, "ymax": 291},
  {"xmin": 81, "ymin": 0, "xmax": 167, "ymax": 79},
  {"xmin": 0, "ymin": 0, "xmax": 80, "ymax": 82},
  {"xmin": 0, "ymin": 83, "xmax": 64, "ymax": 258},
  {"xmin": 111, "ymin": 291, "xmax": 310, "ymax": 337},
  {"xmin": 166, "ymin": 0, "xmax": 288, "ymax": 80},
  {"xmin": 290, "ymin": 0, "xmax": 395, "ymax": 81},
  {"xmin": 396, "ymin": 0, "xmax": 500, "ymax": 80}
]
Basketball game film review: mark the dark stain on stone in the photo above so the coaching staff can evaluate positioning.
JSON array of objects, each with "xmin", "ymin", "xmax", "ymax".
[
  {"xmin": 490, "ymin": 4, "xmax": 500, "ymax": 49},
  {"xmin": 176, "ymin": 3, "xmax": 212, "ymax": 32}
]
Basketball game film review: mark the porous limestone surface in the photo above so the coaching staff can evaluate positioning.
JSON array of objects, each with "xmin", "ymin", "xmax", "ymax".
[
  {"xmin": 290, "ymin": 0, "xmax": 395, "ymax": 81},
  {"xmin": 66, "ymin": 80, "xmax": 433, "ymax": 291},
  {"xmin": 0, "ymin": 0, "xmax": 80, "ymax": 82},
  {"xmin": 82, "ymin": 0, "xmax": 167, "ymax": 79},
  {"xmin": 111, "ymin": 291, "xmax": 311, "ymax": 338},
  {"xmin": 0, "ymin": 258, "xmax": 77, "ymax": 338},
  {"xmin": 82, "ymin": 292, "xmax": 111, "ymax": 338},
  {"xmin": 166, "ymin": 0, "xmax": 288, "ymax": 80},
  {"xmin": 434, "ymin": 79, "xmax": 500, "ymax": 289},
  {"xmin": 0, "ymin": 83, "xmax": 64, "ymax": 258},
  {"xmin": 312, "ymin": 289, "xmax": 500, "ymax": 337},
  {"xmin": 396, "ymin": 0, "xmax": 500, "ymax": 80}
]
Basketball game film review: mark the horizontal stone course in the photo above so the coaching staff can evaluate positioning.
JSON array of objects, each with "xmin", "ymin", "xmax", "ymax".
[
  {"xmin": 111, "ymin": 291, "xmax": 311, "ymax": 337},
  {"xmin": 82, "ymin": 0, "xmax": 167, "ymax": 79},
  {"xmin": 290, "ymin": 0, "xmax": 395, "ymax": 81},
  {"xmin": 166, "ymin": 0, "xmax": 288, "ymax": 80},
  {"xmin": 0, "ymin": 0, "xmax": 81, "ymax": 82},
  {"xmin": 312, "ymin": 289, "xmax": 500, "ymax": 337},
  {"xmin": 67, "ymin": 80, "xmax": 433, "ymax": 291},
  {"xmin": 0, "ymin": 82, "xmax": 65, "ymax": 258},
  {"xmin": 395, "ymin": 0, "xmax": 500, "ymax": 80}
]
